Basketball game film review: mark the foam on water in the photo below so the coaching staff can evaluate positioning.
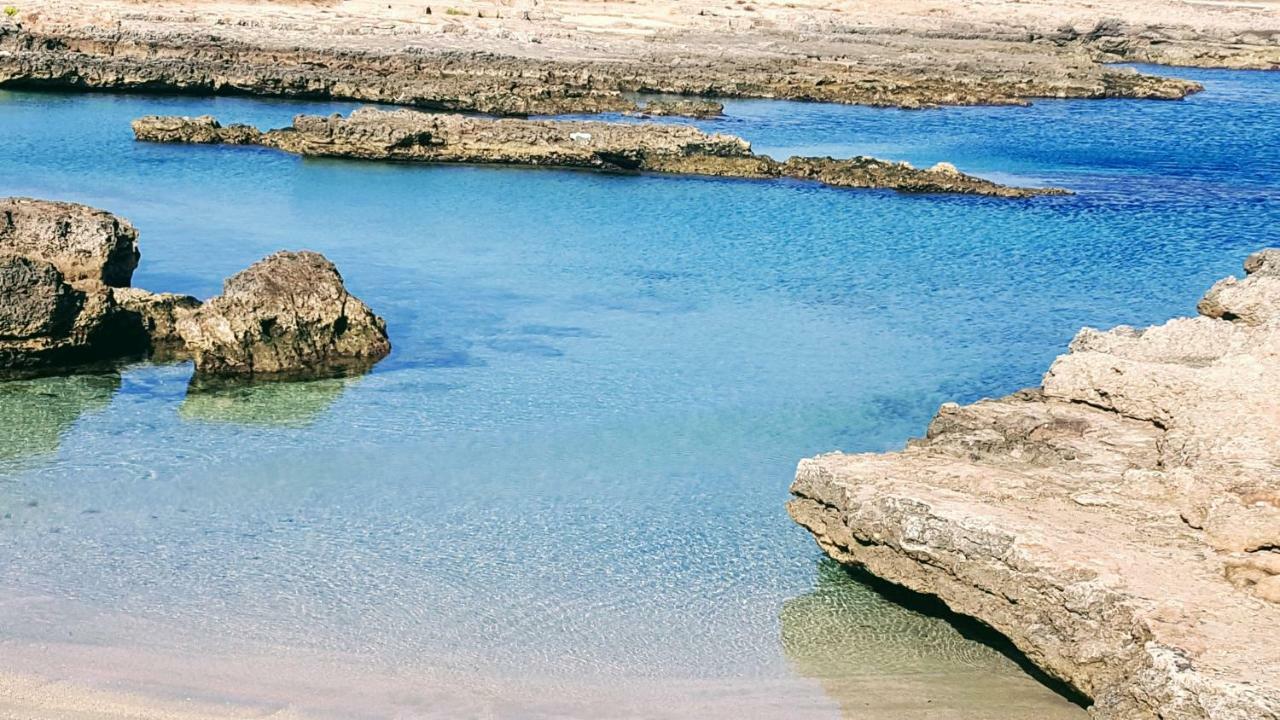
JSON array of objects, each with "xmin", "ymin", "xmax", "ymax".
[{"xmin": 0, "ymin": 66, "xmax": 1276, "ymax": 717}]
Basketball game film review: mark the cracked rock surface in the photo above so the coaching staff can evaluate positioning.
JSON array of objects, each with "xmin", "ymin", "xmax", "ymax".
[{"xmin": 789, "ymin": 249, "xmax": 1280, "ymax": 719}]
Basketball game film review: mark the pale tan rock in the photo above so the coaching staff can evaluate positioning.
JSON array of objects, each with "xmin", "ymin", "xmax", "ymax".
[
  {"xmin": 1198, "ymin": 249, "xmax": 1280, "ymax": 326},
  {"xmin": 1256, "ymin": 576, "xmax": 1280, "ymax": 604},
  {"xmin": 4, "ymin": 0, "xmax": 1262, "ymax": 116},
  {"xmin": 790, "ymin": 248, "xmax": 1280, "ymax": 719}
]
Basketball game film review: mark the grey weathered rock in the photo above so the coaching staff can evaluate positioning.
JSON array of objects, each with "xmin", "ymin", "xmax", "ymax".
[
  {"xmin": 0, "ymin": 197, "xmax": 140, "ymax": 287},
  {"xmin": 789, "ymin": 249, "xmax": 1280, "ymax": 719},
  {"xmin": 134, "ymin": 108, "xmax": 1069, "ymax": 198},
  {"xmin": 176, "ymin": 251, "xmax": 390, "ymax": 378}
]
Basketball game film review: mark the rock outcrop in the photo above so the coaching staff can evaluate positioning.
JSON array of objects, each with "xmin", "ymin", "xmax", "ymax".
[
  {"xmin": 0, "ymin": 197, "xmax": 140, "ymax": 286},
  {"xmin": 789, "ymin": 249, "xmax": 1280, "ymax": 719},
  {"xmin": 0, "ymin": 198, "xmax": 389, "ymax": 380},
  {"xmin": 0, "ymin": 0, "xmax": 1241, "ymax": 116},
  {"xmin": 0, "ymin": 199, "xmax": 150, "ymax": 375},
  {"xmin": 113, "ymin": 287, "xmax": 201, "ymax": 358},
  {"xmin": 133, "ymin": 109, "xmax": 1068, "ymax": 198},
  {"xmin": 176, "ymin": 251, "xmax": 391, "ymax": 379}
]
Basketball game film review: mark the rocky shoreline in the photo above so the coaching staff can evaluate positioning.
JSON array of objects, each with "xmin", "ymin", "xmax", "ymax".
[
  {"xmin": 0, "ymin": 197, "xmax": 390, "ymax": 380},
  {"xmin": 789, "ymin": 250, "xmax": 1280, "ymax": 719},
  {"xmin": 132, "ymin": 109, "xmax": 1067, "ymax": 198},
  {"xmin": 4, "ymin": 0, "xmax": 1274, "ymax": 115}
]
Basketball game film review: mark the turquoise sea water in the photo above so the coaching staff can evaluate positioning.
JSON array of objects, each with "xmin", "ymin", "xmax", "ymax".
[{"xmin": 0, "ymin": 66, "xmax": 1277, "ymax": 718}]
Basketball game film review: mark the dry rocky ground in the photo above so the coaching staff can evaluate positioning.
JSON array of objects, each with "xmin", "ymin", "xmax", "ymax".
[{"xmin": 0, "ymin": 0, "xmax": 1276, "ymax": 112}]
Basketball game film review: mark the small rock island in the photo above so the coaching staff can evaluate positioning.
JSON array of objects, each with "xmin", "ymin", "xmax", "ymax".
[{"xmin": 132, "ymin": 109, "xmax": 1069, "ymax": 198}]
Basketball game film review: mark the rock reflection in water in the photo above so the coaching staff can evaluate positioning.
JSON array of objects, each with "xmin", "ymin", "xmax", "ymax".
[
  {"xmin": 0, "ymin": 373, "xmax": 120, "ymax": 462},
  {"xmin": 179, "ymin": 375, "xmax": 352, "ymax": 427},
  {"xmin": 780, "ymin": 559, "xmax": 1087, "ymax": 720}
]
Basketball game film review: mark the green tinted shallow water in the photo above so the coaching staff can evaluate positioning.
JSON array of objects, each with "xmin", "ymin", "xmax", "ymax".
[{"xmin": 0, "ymin": 65, "xmax": 1276, "ymax": 718}]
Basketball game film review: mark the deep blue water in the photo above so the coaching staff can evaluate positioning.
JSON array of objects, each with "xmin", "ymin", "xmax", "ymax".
[{"xmin": 0, "ymin": 65, "xmax": 1276, "ymax": 717}]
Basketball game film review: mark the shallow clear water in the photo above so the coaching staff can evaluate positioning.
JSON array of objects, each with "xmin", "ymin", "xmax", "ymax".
[{"xmin": 0, "ymin": 65, "xmax": 1277, "ymax": 718}]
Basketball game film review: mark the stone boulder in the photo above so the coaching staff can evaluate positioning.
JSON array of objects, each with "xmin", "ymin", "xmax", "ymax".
[
  {"xmin": 176, "ymin": 251, "xmax": 390, "ymax": 378},
  {"xmin": 0, "ymin": 255, "xmax": 146, "ymax": 374},
  {"xmin": 0, "ymin": 197, "xmax": 140, "ymax": 286}
]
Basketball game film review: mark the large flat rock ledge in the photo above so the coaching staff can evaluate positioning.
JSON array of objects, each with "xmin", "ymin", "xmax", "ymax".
[{"xmin": 789, "ymin": 249, "xmax": 1280, "ymax": 720}]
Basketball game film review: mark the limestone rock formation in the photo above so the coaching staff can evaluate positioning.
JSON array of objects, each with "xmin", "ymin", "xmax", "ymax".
[
  {"xmin": 134, "ymin": 108, "xmax": 1068, "ymax": 198},
  {"xmin": 113, "ymin": 287, "xmax": 201, "ymax": 357},
  {"xmin": 789, "ymin": 249, "xmax": 1280, "ymax": 719},
  {"xmin": 627, "ymin": 99, "xmax": 725, "ymax": 119},
  {"xmin": 0, "ymin": 0, "xmax": 1233, "ymax": 116},
  {"xmin": 0, "ymin": 254, "xmax": 146, "ymax": 373},
  {"xmin": 128, "ymin": 115, "xmax": 262, "ymax": 146},
  {"xmin": 0, "ymin": 197, "xmax": 140, "ymax": 286},
  {"xmin": 0, "ymin": 198, "xmax": 390, "ymax": 381},
  {"xmin": 176, "ymin": 251, "xmax": 391, "ymax": 378}
]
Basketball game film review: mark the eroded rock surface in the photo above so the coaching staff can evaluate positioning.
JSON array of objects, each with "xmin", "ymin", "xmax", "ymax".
[
  {"xmin": 789, "ymin": 249, "xmax": 1280, "ymax": 719},
  {"xmin": 0, "ymin": 255, "xmax": 145, "ymax": 373},
  {"xmin": 114, "ymin": 287, "xmax": 201, "ymax": 357},
  {"xmin": 0, "ymin": 197, "xmax": 140, "ymax": 286},
  {"xmin": 0, "ymin": 198, "xmax": 150, "ymax": 374},
  {"xmin": 134, "ymin": 109, "xmax": 1067, "ymax": 198},
  {"xmin": 177, "ymin": 251, "xmax": 391, "ymax": 378}
]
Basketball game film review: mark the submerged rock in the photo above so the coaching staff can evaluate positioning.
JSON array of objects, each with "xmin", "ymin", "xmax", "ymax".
[
  {"xmin": 176, "ymin": 251, "xmax": 390, "ymax": 378},
  {"xmin": 133, "ymin": 108, "xmax": 1068, "ymax": 198},
  {"xmin": 788, "ymin": 249, "xmax": 1280, "ymax": 719},
  {"xmin": 0, "ymin": 197, "xmax": 140, "ymax": 286},
  {"xmin": 0, "ymin": 372, "xmax": 120, "ymax": 462},
  {"xmin": 180, "ymin": 375, "xmax": 352, "ymax": 427}
]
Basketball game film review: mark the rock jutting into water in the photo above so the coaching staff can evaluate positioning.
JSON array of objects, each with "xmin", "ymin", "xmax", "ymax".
[
  {"xmin": 177, "ymin": 251, "xmax": 391, "ymax": 379},
  {"xmin": 131, "ymin": 110, "xmax": 1068, "ymax": 198},
  {"xmin": 626, "ymin": 99, "xmax": 725, "ymax": 119},
  {"xmin": 0, "ymin": 0, "xmax": 1252, "ymax": 116},
  {"xmin": 0, "ymin": 197, "xmax": 390, "ymax": 380},
  {"xmin": 788, "ymin": 249, "xmax": 1280, "ymax": 719}
]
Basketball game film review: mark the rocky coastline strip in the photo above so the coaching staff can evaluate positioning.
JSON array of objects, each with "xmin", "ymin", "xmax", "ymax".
[
  {"xmin": 789, "ymin": 250, "xmax": 1280, "ymax": 719},
  {"xmin": 1, "ymin": 0, "xmax": 1257, "ymax": 116},
  {"xmin": 1, "ymin": 197, "xmax": 390, "ymax": 381},
  {"xmin": 132, "ymin": 109, "xmax": 1067, "ymax": 198}
]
